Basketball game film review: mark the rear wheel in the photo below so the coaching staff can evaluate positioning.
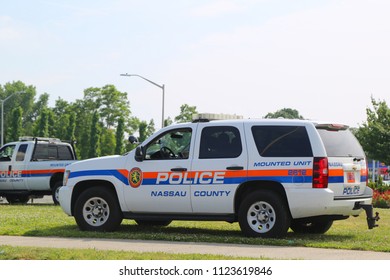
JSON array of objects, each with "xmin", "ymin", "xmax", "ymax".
[
  {"xmin": 74, "ymin": 186, "xmax": 123, "ymax": 231},
  {"xmin": 238, "ymin": 190, "xmax": 290, "ymax": 238},
  {"xmin": 290, "ymin": 219, "xmax": 333, "ymax": 234},
  {"xmin": 5, "ymin": 194, "xmax": 30, "ymax": 204}
]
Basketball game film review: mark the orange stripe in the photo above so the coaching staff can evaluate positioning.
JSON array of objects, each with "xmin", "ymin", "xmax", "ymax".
[
  {"xmin": 118, "ymin": 169, "xmax": 129, "ymax": 178},
  {"xmin": 22, "ymin": 169, "xmax": 65, "ymax": 175},
  {"xmin": 329, "ymin": 169, "xmax": 343, "ymax": 176}
]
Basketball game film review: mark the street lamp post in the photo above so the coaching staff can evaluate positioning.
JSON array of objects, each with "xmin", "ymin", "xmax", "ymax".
[
  {"xmin": 1, "ymin": 92, "xmax": 21, "ymax": 147},
  {"xmin": 120, "ymin": 73, "xmax": 165, "ymax": 128}
]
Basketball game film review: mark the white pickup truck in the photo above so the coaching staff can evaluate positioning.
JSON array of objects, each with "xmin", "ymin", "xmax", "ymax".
[{"xmin": 0, "ymin": 137, "xmax": 77, "ymax": 204}]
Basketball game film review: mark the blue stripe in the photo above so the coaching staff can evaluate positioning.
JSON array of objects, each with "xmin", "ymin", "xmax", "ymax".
[
  {"xmin": 328, "ymin": 176, "xmax": 344, "ymax": 183},
  {"xmin": 70, "ymin": 170, "xmax": 128, "ymax": 185},
  {"xmin": 23, "ymin": 173, "xmax": 53, "ymax": 178}
]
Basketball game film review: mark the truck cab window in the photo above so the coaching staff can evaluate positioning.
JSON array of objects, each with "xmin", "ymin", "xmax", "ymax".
[
  {"xmin": 16, "ymin": 144, "xmax": 28, "ymax": 161},
  {"xmin": 0, "ymin": 145, "xmax": 15, "ymax": 161},
  {"xmin": 145, "ymin": 128, "xmax": 192, "ymax": 160}
]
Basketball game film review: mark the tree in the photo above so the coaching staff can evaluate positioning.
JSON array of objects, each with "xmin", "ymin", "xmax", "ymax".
[
  {"xmin": 83, "ymin": 85, "xmax": 131, "ymax": 128},
  {"xmin": 65, "ymin": 112, "xmax": 76, "ymax": 141},
  {"xmin": 164, "ymin": 116, "xmax": 173, "ymax": 127},
  {"xmin": 101, "ymin": 129, "xmax": 115, "ymax": 156},
  {"xmin": 175, "ymin": 104, "xmax": 197, "ymax": 123},
  {"xmin": 115, "ymin": 117, "xmax": 125, "ymax": 155},
  {"xmin": 34, "ymin": 108, "xmax": 49, "ymax": 137},
  {"xmin": 88, "ymin": 111, "xmax": 101, "ymax": 158},
  {"xmin": 8, "ymin": 107, "xmax": 23, "ymax": 141},
  {"xmin": 355, "ymin": 97, "xmax": 390, "ymax": 164},
  {"xmin": 264, "ymin": 108, "xmax": 304, "ymax": 119},
  {"xmin": 1, "ymin": 81, "xmax": 36, "ymax": 141}
]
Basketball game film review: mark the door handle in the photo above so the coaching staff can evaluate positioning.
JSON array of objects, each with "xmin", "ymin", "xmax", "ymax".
[
  {"xmin": 226, "ymin": 166, "xmax": 244, "ymax": 170},
  {"xmin": 171, "ymin": 168, "xmax": 187, "ymax": 172}
]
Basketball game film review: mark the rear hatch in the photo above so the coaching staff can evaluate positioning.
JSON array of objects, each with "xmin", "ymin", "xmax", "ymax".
[{"xmin": 316, "ymin": 124, "xmax": 368, "ymax": 198}]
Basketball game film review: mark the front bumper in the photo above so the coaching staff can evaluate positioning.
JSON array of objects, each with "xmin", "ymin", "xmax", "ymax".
[{"xmin": 58, "ymin": 185, "xmax": 73, "ymax": 216}]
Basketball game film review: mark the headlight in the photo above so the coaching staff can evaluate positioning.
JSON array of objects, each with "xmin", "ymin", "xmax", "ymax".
[{"xmin": 63, "ymin": 170, "xmax": 70, "ymax": 186}]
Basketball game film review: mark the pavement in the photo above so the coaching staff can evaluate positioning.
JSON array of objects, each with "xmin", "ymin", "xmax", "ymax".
[
  {"xmin": 1, "ymin": 235, "xmax": 390, "ymax": 260},
  {"xmin": 1, "ymin": 196, "xmax": 389, "ymax": 260}
]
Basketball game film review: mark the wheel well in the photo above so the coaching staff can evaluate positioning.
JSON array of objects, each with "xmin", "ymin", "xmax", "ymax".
[
  {"xmin": 70, "ymin": 180, "xmax": 118, "ymax": 215},
  {"xmin": 234, "ymin": 180, "xmax": 291, "ymax": 218},
  {"xmin": 50, "ymin": 173, "xmax": 63, "ymax": 189}
]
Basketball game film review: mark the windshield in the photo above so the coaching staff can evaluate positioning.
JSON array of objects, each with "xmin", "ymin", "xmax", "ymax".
[{"xmin": 317, "ymin": 128, "xmax": 365, "ymax": 157}]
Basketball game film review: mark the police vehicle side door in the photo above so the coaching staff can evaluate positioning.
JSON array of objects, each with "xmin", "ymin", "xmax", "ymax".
[
  {"xmin": 123, "ymin": 124, "xmax": 197, "ymax": 213},
  {"xmin": 0, "ymin": 144, "xmax": 17, "ymax": 191},
  {"xmin": 9, "ymin": 143, "xmax": 28, "ymax": 190},
  {"xmin": 191, "ymin": 122, "xmax": 247, "ymax": 214}
]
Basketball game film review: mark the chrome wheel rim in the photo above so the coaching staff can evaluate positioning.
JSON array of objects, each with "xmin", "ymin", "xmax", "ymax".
[
  {"xmin": 82, "ymin": 197, "xmax": 110, "ymax": 227},
  {"xmin": 247, "ymin": 201, "xmax": 276, "ymax": 233}
]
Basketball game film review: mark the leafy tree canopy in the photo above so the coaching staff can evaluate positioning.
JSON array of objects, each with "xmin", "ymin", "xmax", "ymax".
[
  {"xmin": 264, "ymin": 108, "xmax": 304, "ymax": 119},
  {"xmin": 355, "ymin": 97, "xmax": 390, "ymax": 164}
]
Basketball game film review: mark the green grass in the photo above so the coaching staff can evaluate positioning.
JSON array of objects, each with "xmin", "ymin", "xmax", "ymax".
[
  {"xmin": 0, "ymin": 245, "xmax": 255, "ymax": 260},
  {"xmin": 0, "ymin": 204, "xmax": 389, "ymax": 253}
]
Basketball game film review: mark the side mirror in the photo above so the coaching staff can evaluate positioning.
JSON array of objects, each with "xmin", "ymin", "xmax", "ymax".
[
  {"xmin": 135, "ymin": 146, "xmax": 144, "ymax": 162},
  {"xmin": 128, "ymin": 135, "xmax": 139, "ymax": 144}
]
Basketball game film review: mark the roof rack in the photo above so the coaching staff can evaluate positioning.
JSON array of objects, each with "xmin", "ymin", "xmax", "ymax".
[
  {"xmin": 19, "ymin": 136, "xmax": 62, "ymax": 143},
  {"xmin": 192, "ymin": 113, "xmax": 243, "ymax": 123}
]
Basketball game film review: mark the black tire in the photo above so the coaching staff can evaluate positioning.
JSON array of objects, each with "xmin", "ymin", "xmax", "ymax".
[
  {"xmin": 74, "ymin": 186, "xmax": 123, "ymax": 231},
  {"xmin": 5, "ymin": 194, "xmax": 30, "ymax": 204},
  {"xmin": 290, "ymin": 219, "xmax": 333, "ymax": 234},
  {"xmin": 135, "ymin": 220, "xmax": 172, "ymax": 227},
  {"xmin": 52, "ymin": 181, "xmax": 62, "ymax": 205},
  {"xmin": 238, "ymin": 190, "xmax": 290, "ymax": 238}
]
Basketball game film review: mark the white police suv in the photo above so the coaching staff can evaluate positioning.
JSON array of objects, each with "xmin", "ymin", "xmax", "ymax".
[{"xmin": 59, "ymin": 114, "xmax": 378, "ymax": 238}]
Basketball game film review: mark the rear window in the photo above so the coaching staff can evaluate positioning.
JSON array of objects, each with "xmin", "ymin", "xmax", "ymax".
[
  {"xmin": 251, "ymin": 126, "xmax": 313, "ymax": 157},
  {"xmin": 33, "ymin": 144, "xmax": 74, "ymax": 161},
  {"xmin": 317, "ymin": 128, "xmax": 365, "ymax": 157}
]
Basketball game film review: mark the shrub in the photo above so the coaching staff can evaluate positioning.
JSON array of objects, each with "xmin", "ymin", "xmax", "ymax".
[{"xmin": 370, "ymin": 177, "xmax": 390, "ymax": 208}]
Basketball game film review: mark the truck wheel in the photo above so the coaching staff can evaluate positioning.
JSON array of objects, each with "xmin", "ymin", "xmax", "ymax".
[
  {"xmin": 5, "ymin": 195, "xmax": 30, "ymax": 204},
  {"xmin": 238, "ymin": 190, "xmax": 290, "ymax": 238},
  {"xmin": 135, "ymin": 220, "xmax": 172, "ymax": 227},
  {"xmin": 290, "ymin": 219, "xmax": 333, "ymax": 234},
  {"xmin": 74, "ymin": 186, "xmax": 123, "ymax": 231},
  {"xmin": 52, "ymin": 181, "xmax": 62, "ymax": 205}
]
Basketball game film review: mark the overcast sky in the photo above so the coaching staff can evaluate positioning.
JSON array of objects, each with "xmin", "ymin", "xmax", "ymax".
[{"xmin": 1, "ymin": 0, "xmax": 389, "ymax": 128}]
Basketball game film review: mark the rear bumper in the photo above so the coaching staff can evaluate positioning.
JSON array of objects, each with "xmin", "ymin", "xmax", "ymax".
[{"xmin": 287, "ymin": 187, "xmax": 373, "ymax": 219}]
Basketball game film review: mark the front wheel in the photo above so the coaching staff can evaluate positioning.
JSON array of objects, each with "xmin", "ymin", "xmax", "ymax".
[
  {"xmin": 52, "ymin": 181, "xmax": 62, "ymax": 205},
  {"xmin": 238, "ymin": 190, "xmax": 290, "ymax": 238},
  {"xmin": 74, "ymin": 186, "xmax": 123, "ymax": 231}
]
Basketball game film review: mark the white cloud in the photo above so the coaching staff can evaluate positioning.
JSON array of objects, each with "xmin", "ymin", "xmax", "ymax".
[
  {"xmin": 191, "ymin": 0, "xmax": 247, "ymax": 17},
  {"xmin": 0, "ymin": 16, "xmax": 21, "ymax": 41}
]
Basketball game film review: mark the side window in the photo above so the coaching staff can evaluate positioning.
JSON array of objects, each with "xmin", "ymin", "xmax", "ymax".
[
  {"xmin": 48, "ymin": 146, "xmax": 58, "ymax": 159},
  {"xmin": 199, "ymin": 126, "xmax": 242, "ymax": 159},
  {"xmin": 145, "ymin": 128, "xmax": 192, "ymax": 160},
  {"xmin": 58, "ymin": 145, "xmax": 74, "ymax": 160},
  {"xmin": 16, "ymin": 144, "xmax": 28, "ymax": 161},
  {"xmin": 33, "ymin": 144, "xmax": 51, "ymax": 161},
  {"xmin": 0, "ymin": 145, "xmax": 16, "ymax": 162},
  {"xmin": 251, "ymin": 126, "xmax": 313, "ymax": 157}
]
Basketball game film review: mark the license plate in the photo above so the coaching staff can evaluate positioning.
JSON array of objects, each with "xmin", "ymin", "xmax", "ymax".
[{"xmin": 347, "ymin": 172, "xmax": 355, "ymax": 183}]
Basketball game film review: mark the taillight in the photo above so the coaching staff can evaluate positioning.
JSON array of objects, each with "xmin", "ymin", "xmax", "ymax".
[
  {"xmin": 313, "ymin": 157, "xmax": 328, "ymax": 188},
  {"xmin": 365, "ymin": 162, "xmax": 369, "ymax": 186}
]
